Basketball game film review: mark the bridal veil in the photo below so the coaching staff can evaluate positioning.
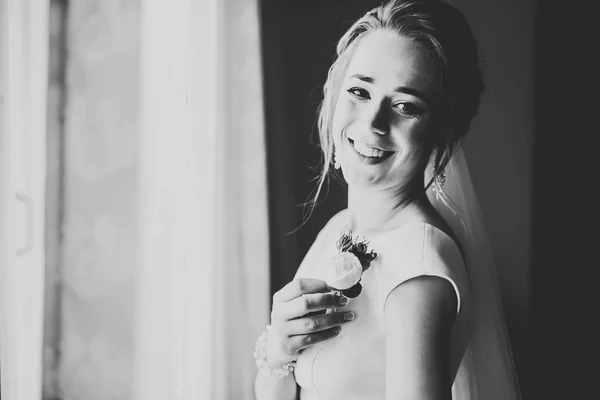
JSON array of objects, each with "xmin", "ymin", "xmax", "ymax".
[{"xmin": 426, "ymin": 147, "xmax": 523, "ymax": 400}]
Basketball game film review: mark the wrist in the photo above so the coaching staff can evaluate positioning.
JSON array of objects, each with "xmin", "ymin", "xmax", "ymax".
[
  {"xmin": 265, "ymin": 326, "xmax": 296, "ymax": 367},
  {"xmin": 254, "ymin": 325, "xmax": 298, "ymax": 378}
]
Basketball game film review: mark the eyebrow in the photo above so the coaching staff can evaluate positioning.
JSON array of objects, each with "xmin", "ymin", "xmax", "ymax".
[{"xmin": 349, "ymin": 73, "xmax": 429, "ymax": 104}]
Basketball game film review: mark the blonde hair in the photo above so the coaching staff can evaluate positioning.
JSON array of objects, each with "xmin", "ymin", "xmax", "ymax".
[{"xmin": 299, "ymin": 0, "xmax": 484, "ymax": 227}]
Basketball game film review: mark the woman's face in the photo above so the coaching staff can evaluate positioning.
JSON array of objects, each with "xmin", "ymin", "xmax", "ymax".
[{"xmin": 332, "ymin": 29, "xmax": 437, "ymax": 190}]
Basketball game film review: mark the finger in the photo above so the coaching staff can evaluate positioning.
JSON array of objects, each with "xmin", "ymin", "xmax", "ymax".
[
  {"xmin": 305, "ymin": 309, "xmax": 327, "ymax": 317},
  {"xmin": 273, "ymin": 278, "xmax": 332, "ymax": 303},
  {"xmin": 284, "ymin": 311, "xmax": 355, "ymax": 336},
  {"xmin": 287, "ymin": 326, "xmax": 343, "ymax": 353},
  {"xmin": 279, "ymin": 292, "xmax": 348, "ymax": 320}
]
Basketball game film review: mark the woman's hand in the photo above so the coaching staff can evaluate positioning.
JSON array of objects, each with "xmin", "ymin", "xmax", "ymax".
[{"xmin": 266, "ymin": 278, "xmax": 355, "ymax": 368}]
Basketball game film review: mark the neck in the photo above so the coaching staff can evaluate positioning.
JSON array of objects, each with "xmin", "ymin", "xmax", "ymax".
[{"xmin": 346, "ymin": 174, "xmax": 426, "ymax": 237}]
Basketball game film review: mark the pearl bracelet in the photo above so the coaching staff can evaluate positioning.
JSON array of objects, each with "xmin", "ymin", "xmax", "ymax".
[{"xmin": 253, "ymin": 325, "xmax": 297, "ymax": 378}]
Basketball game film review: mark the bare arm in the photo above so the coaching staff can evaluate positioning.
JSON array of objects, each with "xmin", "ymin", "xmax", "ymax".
[
  {"xmin": 254, "ymin": 370, "xmax": 298, "ymax": 400},
  {"xmin": 384, "ymin": 275, "xmax": 457, "ymax": 400},
  {"xmin": 254, "ymin": 278, "xmax": 353, "ymax": 400}
]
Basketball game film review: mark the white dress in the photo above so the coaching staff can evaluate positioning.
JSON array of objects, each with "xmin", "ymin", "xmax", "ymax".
[{"xmin": 293, "ymin": 209, "xmax": 472, "ymax": 400}]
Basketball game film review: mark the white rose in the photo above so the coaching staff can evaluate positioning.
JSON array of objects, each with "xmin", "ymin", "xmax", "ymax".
[{"xmin": 324, "ymin": 252, "xmax": 363, "ymax": 290}]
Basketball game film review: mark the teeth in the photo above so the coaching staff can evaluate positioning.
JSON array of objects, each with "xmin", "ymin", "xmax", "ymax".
[{"xmin": 353, "ymin": 140, "xmax": 385, "ymax": 158}]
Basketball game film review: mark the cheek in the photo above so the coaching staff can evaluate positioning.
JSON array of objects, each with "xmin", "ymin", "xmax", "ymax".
[
  {"xmin": 405, "ymin": 130, "xmax": 426, "ymax": 151},
  {"xmin": 332, "ymin": 99, "xmax": 358, "ymax": 144},
  {"xmin": 409, "ymin": 135, "xmax": 434, "ymax": 169},
  {"xmin": 392, "ymin": 118, "xmax": 427, "ymax": 146},
  {"xmin": 391, "ymin": 121, "xmax": 432, "ymax": 164}
]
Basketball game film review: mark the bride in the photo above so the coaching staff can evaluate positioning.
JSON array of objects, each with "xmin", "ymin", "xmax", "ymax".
[{"xmin": 254, "ymin": 0, "xmax": 522, "ymax": 399}]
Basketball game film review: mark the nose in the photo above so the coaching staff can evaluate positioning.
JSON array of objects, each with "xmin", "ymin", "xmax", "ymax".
[{"xmin": 369, "ymin": 98, "xmax": 390, "ymax": 135}]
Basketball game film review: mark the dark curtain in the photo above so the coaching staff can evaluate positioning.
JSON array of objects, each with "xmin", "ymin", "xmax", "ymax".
[
  {"xmin": 533, "ymin": 0, "xmax": 595, "ymax": 398},
  {"xmin": 259, "ymin": 0, "xmax": 382, "ymax": 297}
]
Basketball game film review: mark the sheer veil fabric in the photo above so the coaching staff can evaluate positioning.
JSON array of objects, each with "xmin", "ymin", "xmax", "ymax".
[{"xmin": 426, "ymin": 147, "xmax": 522, "ymax": 400}]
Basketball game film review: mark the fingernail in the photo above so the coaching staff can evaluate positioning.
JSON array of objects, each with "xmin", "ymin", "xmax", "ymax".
[
  {"xmin": 339, "ymin": 296, "xmax": 348, "ymax": 306},
  {"xmin": 343, "ymin": 312, "xmax": 355, "ymax": 321},
  {"xmin": 332, "ymin": 326, "xmax": 342, "ymax": 333}
]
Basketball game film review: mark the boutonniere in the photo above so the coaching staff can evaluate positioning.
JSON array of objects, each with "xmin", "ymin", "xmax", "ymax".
[{"xmin": 323, "ymin": 227, "xmax": 377, "ymax": 298}]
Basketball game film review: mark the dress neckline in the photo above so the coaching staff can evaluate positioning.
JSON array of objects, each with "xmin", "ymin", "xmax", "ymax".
[{"xmin": 331, "ymin": 209, "xmax": 455, "ymax": 245}]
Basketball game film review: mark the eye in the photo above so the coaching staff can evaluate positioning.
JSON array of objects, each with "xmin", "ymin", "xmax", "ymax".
[
  {"xmin": 347, "ymin": 87, "xmax": 370, "ymax": 100},
  {"xmin": 393, "ymin": 102, "xmax": 422, "ymax": 117}
]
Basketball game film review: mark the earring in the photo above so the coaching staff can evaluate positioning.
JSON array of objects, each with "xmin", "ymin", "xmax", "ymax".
[
  {"xmin": 334, "ymin": 149, "xmax": 341, "ymax": 170},
  {"xmin": 431, "ymin": 168, "xmax": 446, "ymax": 200}
]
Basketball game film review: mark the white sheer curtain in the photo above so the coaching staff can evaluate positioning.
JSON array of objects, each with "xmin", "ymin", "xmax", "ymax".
[
  {"xmin": 1, "ymin": 0, "xmax": 268, "ymax": 399},
  {"xmin": 0, "ymin": 1, "xmax": 48, "ymax": 399},
  {"xmin": 133, "ymin": 1, "xmax": 270, "ymax": 399}
]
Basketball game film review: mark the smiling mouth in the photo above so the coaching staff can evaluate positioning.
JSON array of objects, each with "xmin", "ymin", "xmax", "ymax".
[{"xmin": 348, "ymin": 138, "xmax": 394, "ymax": 164}]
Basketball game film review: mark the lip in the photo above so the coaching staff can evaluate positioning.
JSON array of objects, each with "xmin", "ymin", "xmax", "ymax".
[
  {"xmin": 348, "ymin": 137, "xmax": 391, "ymax": 152},
  {"xmin": 347, "ymin": 138, "xmax": 394, "ymax": 165}
]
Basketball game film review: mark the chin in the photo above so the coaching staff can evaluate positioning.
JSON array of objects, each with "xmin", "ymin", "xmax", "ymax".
[
  {"xmin": 342, "ymin": 168, "xmax": 393, "ymax": 190},
  {"xmin": 341, "ymin": 159, "xmax": 421, "ymax": 193},
  {"xmin": 340, "ymin": 152, "xmax": 396, "ymax": 187}
]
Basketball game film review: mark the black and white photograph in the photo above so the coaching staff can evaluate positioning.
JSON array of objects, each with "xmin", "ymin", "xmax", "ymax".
[{"xmin": 1, "ymin": 0, "xmax": 595, "ymax": 399}]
